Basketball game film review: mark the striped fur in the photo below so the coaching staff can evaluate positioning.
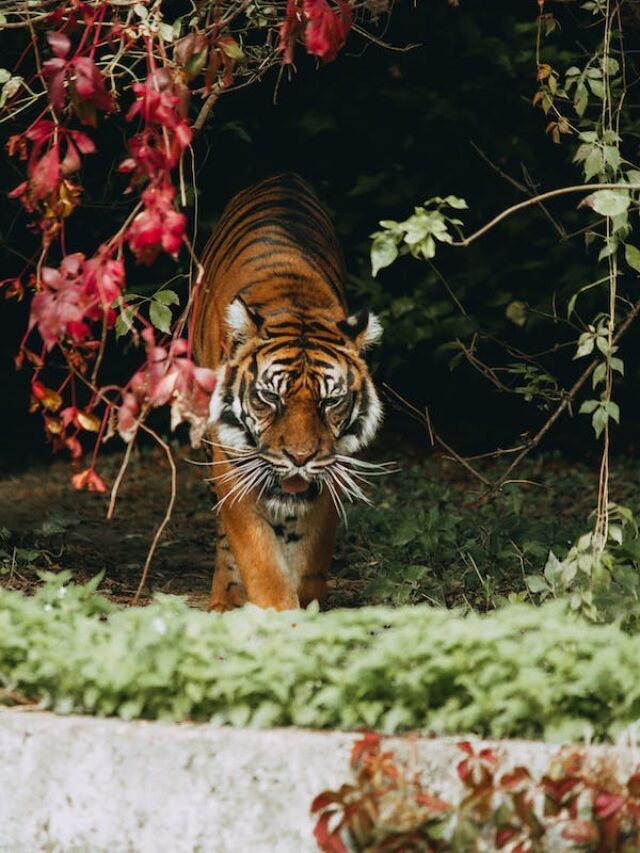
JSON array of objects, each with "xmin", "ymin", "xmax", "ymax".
[{"xmin": 194, "ymin": 173, "xmax": 383, "ymax": 611}]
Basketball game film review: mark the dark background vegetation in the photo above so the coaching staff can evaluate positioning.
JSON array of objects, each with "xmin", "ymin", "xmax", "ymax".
[{"xmin": 2, "ymin": 0, "xmax": 639, "ymax": 470}]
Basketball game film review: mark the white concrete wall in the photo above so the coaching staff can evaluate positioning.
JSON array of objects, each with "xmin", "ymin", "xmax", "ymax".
[{"xmin": 1, "ymin": 710, "xmax": 638, "ymax": 853}]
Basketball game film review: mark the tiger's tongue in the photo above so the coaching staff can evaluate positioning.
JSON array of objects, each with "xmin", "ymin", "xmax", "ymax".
[{"xmin": 281, "ymin": 475, "xmax": 309, "ymax": 494}]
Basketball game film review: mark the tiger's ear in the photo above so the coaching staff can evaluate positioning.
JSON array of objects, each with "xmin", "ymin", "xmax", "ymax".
[
  {"xmin": 225, "ymin": 297, "xmax": 264, "ymax": 342},
  {"xmin": 338, "ymin": 310, "xmax": 383, "ymax": 350}
]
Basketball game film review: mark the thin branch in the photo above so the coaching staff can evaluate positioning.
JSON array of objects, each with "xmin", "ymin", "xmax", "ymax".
[
  {"xmin": 131, "ymin": 423, "xmax": 177, "ymax": 605},
  {"xmin": 382, "ymin": 383, "xmax": 491, "ymax": 486},
  {"xmin": 452, "ymin": 183, "xmax": 640, "ymax": 248},
  {"xmin": 107, "ymin": 432, "xmax": 136, "ymax": 520},
  {"xmin": 470, "ymin": 141, "xmax": 566, "ymax": 237},
  {"xmin": 489, "ymin": 297, "xmax": 640, "ymax": 494},
  {"xmin": 192, "ymin": 84, "xmax": 223, "ymax": 133}
]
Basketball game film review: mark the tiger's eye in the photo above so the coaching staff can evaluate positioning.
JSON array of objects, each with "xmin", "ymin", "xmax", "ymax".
[{"xmin": 257, "ymin": 389, "xmax": 281, "ymax": 407}]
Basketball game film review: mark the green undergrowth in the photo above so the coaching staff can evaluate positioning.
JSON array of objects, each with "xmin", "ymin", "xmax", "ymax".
[
  {"xmin": 338, "ymin": 450, "xmax": 640, "ymax": 608},
  {"xmin": 2, "ymin": 572, "xmax": 640, "ymax": 741}
]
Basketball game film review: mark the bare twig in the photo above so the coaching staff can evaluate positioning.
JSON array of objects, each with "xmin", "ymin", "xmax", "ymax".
[
  {"xmin": 107, "ymin": 432, "xmax": 137, "ymax": 520},
  {"xmin": 452, "ymin": 183, "xmax": 640, "ymax": 248},
  {"xmin": 192, "ymin": 85, "xmax": 223, "ymax": 133},
  {"xmin": 131, "ymin": 424, "xmax": 177, "ymax": 605},
  {"xmin": 382, "ymin": 383, "xmax": 491, "ymax": 486}
]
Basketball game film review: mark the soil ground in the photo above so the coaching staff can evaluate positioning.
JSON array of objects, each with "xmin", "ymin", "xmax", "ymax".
[
  {"xmin": 2, "ymin": 438, "xmax": 639, "ymax": 612},
  {"xmin": 0, "ymin": 443, "xmax": 368, "ymax": 609}
]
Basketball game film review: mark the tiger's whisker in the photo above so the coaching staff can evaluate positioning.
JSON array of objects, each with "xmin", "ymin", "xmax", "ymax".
[{"xmin": 324, "ymin": 475, "xmax": 348, "ymax": 527}]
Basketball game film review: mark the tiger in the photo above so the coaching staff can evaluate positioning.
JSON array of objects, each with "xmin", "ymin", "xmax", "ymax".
[{"xmin": 193, "ymin": 172, "xmax": 383, "ymax": 612}]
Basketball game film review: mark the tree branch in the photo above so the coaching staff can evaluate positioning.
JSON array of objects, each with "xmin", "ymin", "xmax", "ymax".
[{"xmin": 452, "ymin": 183, "xmax": 640, "ymax": 248}]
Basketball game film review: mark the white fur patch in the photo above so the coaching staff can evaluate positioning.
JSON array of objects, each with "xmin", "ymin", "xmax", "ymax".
[
  {"xmin": 361, "ymin": 312, "xmax": 383, "ymax": 349},
  {"xmin": 208, "ymin": 365, "xmax": 228, "ymax": 424},
  {"xmin": 226, "ymin": 299, "xmax": 253, "ymax": 341}
]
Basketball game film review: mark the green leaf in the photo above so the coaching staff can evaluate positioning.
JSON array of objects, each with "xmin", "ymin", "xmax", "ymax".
[
  {"xmin": 115, "ymin": 306, "xmax": 136, "ymax": 339},
  {"xmin": 371, "ymin": 233, "xmax": 399, "ymax": 277},
  {"xmin": 526, "ymin": 575, "xmax": 550, "ymax": 594},
  {"xmin": 443, "ymin": 195, "xmax": 468, "ymax": 210},
  {"xmin": 149, "ymin": 301, "xmax": 173, "ymax": 333},
  {"xmin": 588, "ymin": 78, "xmax": 605, "ymax": 99},
  {"xmin": 592, "ymin": 406, "xmax": 608, "ymax": 439},
  {"xmin": 574, "ymin": 333, "xmax": 595, "ymax": 359},
  {"xmin": 579, "ymin": 399, "xmax": 599, "ymax": 415},
  {"xmin": 625, "ymin": 245, "xmax": 640, "ymax": 273},
  {"xmin": 574, "ymin": 82, "xmax": 589, "ymax": 117},
  {"xmin": 505, "ymin": 300, "xmax": 528, "ymax": 328},
  {"xmin": 605, "ymin": 401, "xmax": 620, "ymax": 424},
  {"xmin": 584, "ymin": 148, "xmax": 604, "ymax": 181},
  {"xmin": 154, "ymin": 290, "xmax": 180, "ymax": 307},
  {"xmin": 589, "ymin": 189, "xmax": 630, "ymax": 217},
  {"xmin": 592, "ymin": 362, "xmax": 606, "ymax": 389}
]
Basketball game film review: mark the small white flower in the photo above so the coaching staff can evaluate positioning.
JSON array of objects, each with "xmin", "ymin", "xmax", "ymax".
[{"xmin": 152, "ymin": 617, "xmax": 167, "ymax": 635}]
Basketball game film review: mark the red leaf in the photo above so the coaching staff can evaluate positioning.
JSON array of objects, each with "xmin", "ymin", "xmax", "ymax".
[
  {"xmin": 561, "ymin": 819, "xmax": 599, "ymax": 843},
  {"xmin": 46, "ymin": 30, "xmax": 71, "ymax": 58},
  {"xmin": 495, "ymin": 827, "xmax": 517, "ymax": 848},
  {"xmin": 350, "ymin": 732, "xmax": 380, "ymax": 768},
  {"xmin": 594, "ymin": 791, "xmax": 625, "ymax": 821},
  {"xmin": 71, "ymin": 467, "xmax": 107, "ymax": 493},
  {"xmin": 71, "ymin": 57, "xmax": 116, "ymax": 114},
  {"xmin": 29, "ymin": 146, "xmax": 61, "ymax": 200},
  {"xmin": 303, "ymin": 0, "xmax": 351, "ymax": 63},
  {"xmin": 500, "ymin": 767, "xmax": 531, "ymax": 791},
  {"xmin": 311, "ymin": 791, "xmax": 342, "ymax": 813},
  {"xmin": 61, "ymin": 139, "xmax": 81, "ymax": 175},
  {"xmin": 313, "ymin": 811, "xmax": 347, "ymax": 853},
  {"xmin": 628, "ymin": 772, "xmax": 640, "ymax": 799},
  {"xmin": 42, "ymin": 57, "xmax": 67, "ymax": 110}
]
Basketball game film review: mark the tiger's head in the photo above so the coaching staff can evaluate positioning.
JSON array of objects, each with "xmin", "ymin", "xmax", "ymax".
[{"xmin": 208, "ymin": 297, "xmax": 384, "ymax": 517}]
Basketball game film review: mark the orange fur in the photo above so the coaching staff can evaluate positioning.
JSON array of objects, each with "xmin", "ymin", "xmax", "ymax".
[{"xmin": 194, "ymin": 173, "xmax": 382, "ymax": 611}]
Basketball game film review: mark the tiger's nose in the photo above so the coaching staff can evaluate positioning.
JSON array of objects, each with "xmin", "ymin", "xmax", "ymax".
[{"xmin": 284, "ymin": 448, "xmax": 317, "ymax": 467}]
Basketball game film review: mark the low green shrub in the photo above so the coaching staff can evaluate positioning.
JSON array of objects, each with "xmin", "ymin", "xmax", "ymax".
[{"xmin": 1, "ymin": 573, "xmax": 639, "ymax": 740}]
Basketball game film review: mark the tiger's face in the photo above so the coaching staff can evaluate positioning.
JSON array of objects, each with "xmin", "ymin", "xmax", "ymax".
[{"xmin": 208, "ymin": 298, "xmax": 383, "ymax": 517}]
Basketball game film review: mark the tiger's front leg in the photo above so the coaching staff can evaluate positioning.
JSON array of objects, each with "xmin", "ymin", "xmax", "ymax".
[
  {"xmin": 208, "ymin": 518, "xmax": 247, "ymax": 612},
  {"xmin": 212, "ymin": 501, "xmax": 300, "ymax": 611},
  {"xmin": 270, "ymin": 495, "xmax": 338, "ymax": 608}
]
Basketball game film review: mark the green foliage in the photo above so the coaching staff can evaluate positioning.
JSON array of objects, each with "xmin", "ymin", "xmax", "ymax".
[
  {"xmin": 4, "ymin": 573, "xmax": 640, "ymax": 740},
  {"xmin": 336, "ymin": 453, "xmax": 601, "ymax": 609},
  {"xmin": 370, "ymin": 196, "xmax": 467, "ymax": 277}
]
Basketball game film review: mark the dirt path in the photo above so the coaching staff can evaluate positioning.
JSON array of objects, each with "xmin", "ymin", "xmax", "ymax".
[{"xmin": 0, "ymin": 444, "xmax": 363, "ymax": 608}]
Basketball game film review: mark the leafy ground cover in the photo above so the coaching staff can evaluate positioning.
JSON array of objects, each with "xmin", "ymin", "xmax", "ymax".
[
  {"xmin": 2, "ymin": 571, "xmax": 640, "ymax": 740},
  {"xmin": 1, "ymin": 440, "xmax": 639, "ymax": 611}
]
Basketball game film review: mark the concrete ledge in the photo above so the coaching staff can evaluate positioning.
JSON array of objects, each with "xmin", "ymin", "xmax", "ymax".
[{"xmin": 1, "ymin": 709, "xmax": 639, "ymax": 852}]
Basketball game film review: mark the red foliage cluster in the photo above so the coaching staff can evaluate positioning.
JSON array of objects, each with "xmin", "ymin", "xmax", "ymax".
[
  {"xmin": 279, "ymin": 0, "xmax": 352, "ymax": 64},
  {"xmin": 30, "ymin": 250, "xmax": 124, "ymax": 349},
  {"xmin": 312, "ymin": 733, "xmax": 640, "ymax": 852},
  {"xmin": 117, "ymin": 329, "xmax": 216, "ymax": 447},
  {"xmin": 2, "ymin": 0, "xmax": 355, "ymax": 494},
  {"xmin": 43, "ymin": 30, "xmax": 117, "ymax": 117}
]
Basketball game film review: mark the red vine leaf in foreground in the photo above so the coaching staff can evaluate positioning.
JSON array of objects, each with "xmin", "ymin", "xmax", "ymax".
[
  {"xmin": 29, "ymin": 250, "xmax": 125, "ymax": 350},
  {"xmin": 126, "ymin": 181, "xmax": 187, "ymax": 264},
  {"xmin": 71, "ymin": 467, "xmax": 108, "ymax": 493},
  {"xmin": 279, "ymin": 0, "xmax": 352, "ymax": 64},
  {"xmin": 117, "ymin": 330, "xmax": 216, "ymax": 447},
  {"xmin": 43, "ymin": 29, "xmax": 117, "ymax": 120},
  {"xmin": 312, "ymin": 734, "xmax": 640, "ymax": 851}
]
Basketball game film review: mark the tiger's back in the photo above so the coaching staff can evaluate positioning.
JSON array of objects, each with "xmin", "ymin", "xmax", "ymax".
[
  {"xmin": 193, "ymin": 174, "xmax": 383, "ymax": 612},
  {"xmin": 194, "ymin": 172, "xmax": 348, "ymax": 371}
]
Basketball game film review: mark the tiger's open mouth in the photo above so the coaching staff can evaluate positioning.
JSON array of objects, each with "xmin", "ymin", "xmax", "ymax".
[
  {"xmin": 271, "ymin": 475, "xmax": 320, "ymax": 501},
  {"xmin": 280, "ymin": 474, "xmax": 311, "ymax": 494}
]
